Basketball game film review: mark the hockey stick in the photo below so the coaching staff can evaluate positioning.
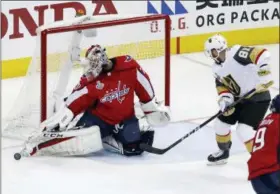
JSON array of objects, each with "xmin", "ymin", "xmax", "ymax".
[{"xmin": 140, "ymin": 88, "xmax": 257, "ymax": 155}]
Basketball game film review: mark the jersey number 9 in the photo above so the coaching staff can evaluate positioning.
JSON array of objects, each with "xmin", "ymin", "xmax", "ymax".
[{"xmin": 252, "ymin": 127, "xmax": 267, "ymax": 153}]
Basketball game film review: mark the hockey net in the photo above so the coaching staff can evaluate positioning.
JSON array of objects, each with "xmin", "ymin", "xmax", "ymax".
[{"xmin": 2, "ymin": 14, "xmax": 171, "ymax": 140}]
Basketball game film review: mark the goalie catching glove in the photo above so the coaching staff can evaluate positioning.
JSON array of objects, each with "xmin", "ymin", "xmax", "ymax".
[
  {"xmin": 40, "ymin": 103, "xmax": 74, "ymax": 132},
  {"xmin": 140, "ymin": 97, "xmax": 171, "ymax": 126}
]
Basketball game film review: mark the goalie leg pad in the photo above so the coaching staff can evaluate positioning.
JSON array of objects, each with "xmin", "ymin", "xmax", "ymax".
[{"xmin": 32, "ymin": 126, "xmax": 103, "ymax": 156}]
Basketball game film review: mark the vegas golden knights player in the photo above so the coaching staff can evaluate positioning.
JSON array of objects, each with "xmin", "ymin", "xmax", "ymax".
[{"xmin": 204, "ymin": 34, "xmax": 273, "ymax": 165}]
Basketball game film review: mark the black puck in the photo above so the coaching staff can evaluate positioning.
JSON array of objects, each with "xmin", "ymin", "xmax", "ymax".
[{"xmin": 14, "ymin": 153, "xmax": 21, "ymax": 160}]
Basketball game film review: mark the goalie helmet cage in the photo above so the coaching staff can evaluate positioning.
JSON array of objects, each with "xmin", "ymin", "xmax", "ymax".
[{"xmin": 3, "ymin": 14, "xmax": 171, "ymax": 140}]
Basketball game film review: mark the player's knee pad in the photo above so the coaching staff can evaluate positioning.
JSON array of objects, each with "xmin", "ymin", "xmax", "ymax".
[
  {"xmin": 236, "ymin": 123, "xmax": 256, "ymax": 152},
  {"xmin": 214, "ymin": 118, "xmax": 232, "ymax": 150}
]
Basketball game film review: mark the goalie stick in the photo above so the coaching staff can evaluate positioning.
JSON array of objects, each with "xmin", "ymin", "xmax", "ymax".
[{"xmin": 139, "ymin": 88, "xmax": 259, "ymax": 155}]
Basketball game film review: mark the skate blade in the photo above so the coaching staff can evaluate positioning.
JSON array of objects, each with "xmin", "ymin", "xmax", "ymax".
[{"xmin": 207, "ymin": 159, "xmax": 228, "ymax": 166}]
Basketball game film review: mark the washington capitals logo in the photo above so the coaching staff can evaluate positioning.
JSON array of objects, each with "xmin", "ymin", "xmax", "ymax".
[{"xmin": 100, "ymin": 81, "xmax": 130, "ymax": 104}]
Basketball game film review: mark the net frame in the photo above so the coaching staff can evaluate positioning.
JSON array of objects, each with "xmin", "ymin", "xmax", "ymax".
[{"xmin": 39, "ymin": 14, "xmax": 171, "ymax": 123}]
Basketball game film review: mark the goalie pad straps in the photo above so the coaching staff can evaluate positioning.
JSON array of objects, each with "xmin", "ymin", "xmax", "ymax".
[{"xmin": 28, "ymin": 126, "xmax": 103, "ymax": 156}]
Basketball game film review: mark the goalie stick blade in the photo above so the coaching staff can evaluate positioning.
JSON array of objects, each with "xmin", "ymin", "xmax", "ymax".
[{"xmin": 139, "ymin": 143, "xmax": 167, "ymax": 155}]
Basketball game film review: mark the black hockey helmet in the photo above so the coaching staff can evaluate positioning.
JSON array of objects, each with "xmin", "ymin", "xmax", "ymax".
[{"xmin": 270, "ymin": 94, "xmax": 280, "ymax": 113}]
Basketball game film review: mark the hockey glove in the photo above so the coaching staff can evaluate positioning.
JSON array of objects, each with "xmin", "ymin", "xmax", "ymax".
[
  {"xmin": 256, "ymin": 80, "xmax": 274, "ymax": 93},
  {"xmin": 218, "ymin": 93, "xmax": 235, "ymax": 116},
  {"xmin": 141, "ymin": 97, "xmax": 171, "ymax": 126},
  {"xmin": 245, "ymin": 80, "xmax": 274, "ymax": 99},
  {"xmin": 40, "ymin": 104, "xmax": 74, "ymax": 132}
]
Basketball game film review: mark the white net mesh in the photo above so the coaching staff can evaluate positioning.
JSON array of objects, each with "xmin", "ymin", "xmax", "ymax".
[{"xmin": 2, "ymin": 15, "xmax": 169, "ymax": 140}]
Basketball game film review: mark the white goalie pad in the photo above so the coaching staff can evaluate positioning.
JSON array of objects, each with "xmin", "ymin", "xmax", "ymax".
[{"xmin": 31, "ymin": 126, "xmax": 103, "ymax": 156}]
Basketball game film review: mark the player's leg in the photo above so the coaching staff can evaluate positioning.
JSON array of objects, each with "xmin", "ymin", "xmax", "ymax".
[
  {"xmin": 75, "ymin": 109, "xmax": 113, "ymax": 138},
  {"xmin": 251, "ymin": 171, "xmax": 280, "ymax": 194},
  {"xmin": 103, "ymin": 116, "xmax": 154, "ymax": 156},
  {"xmin": 237, "ymin": 97, "xmax": 270, "ymax": 153},
  {"xmin": 207, "ymin": 104, "xmax": 240, "ymax": 165},
  {"xmin": 25, "ymin": 110, "xmax": 114, "ymax": 157}
]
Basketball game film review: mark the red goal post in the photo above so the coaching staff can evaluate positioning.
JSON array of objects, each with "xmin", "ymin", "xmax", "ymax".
[{"xmin": 39, "ymin": 14, "xmax": 171, "ymax": 122}]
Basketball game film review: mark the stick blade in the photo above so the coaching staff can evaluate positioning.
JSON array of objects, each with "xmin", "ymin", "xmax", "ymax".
[{"xmin": 139, "ymin": 143, "xmax": 167, "ymax": 155}]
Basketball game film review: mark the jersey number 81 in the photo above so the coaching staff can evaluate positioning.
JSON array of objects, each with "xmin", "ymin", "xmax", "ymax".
[
  {"xmin": 238, "ymin": 47, "xmax": 251, "ymax": 59},
  {"xmin": 234, "ymin": 46, "xmax": 254, "ymax": 65}
]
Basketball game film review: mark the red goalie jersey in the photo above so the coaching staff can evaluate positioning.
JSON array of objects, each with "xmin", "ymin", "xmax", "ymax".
[
  {"xmin": 65, "ymin": 55, "xmax": 154, "ymax": 125},
  {"xmin": 247, "ymin": 113, "xmax": 280, "ymax": 180}
]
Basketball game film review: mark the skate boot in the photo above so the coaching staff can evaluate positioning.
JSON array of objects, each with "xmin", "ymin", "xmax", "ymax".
[
  {"xmin": 207, "ymin": 141, "xmax": 232, "ymax": 166},
  {"xmin": 207, "ymin": 149, "xmax": 230, "ymax": 165}
]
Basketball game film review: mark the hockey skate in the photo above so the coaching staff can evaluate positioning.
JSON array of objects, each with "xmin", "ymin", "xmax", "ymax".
[{"xmin": 207, "ymin": 149, "xmax": 230, "ymax": 166}]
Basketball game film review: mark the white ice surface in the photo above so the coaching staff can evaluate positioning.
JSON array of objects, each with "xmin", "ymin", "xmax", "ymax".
[{"xmin": 1, "ymin": 44, "xmax": 279, "ymax": 194}]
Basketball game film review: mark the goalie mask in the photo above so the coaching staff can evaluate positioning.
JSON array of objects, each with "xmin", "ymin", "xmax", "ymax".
[
  {"xmin": 82, "ymin": 45, "xmax": 109, "ymax": 80},
  {"xmin": 204, "ymin": 34, "xmax": 228, "ymax": 64}
]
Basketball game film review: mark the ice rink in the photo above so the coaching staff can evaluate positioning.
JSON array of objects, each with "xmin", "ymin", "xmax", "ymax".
[{"xmin": 1, "ymin": 44, "xmax": 279, "ymax": 194}]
